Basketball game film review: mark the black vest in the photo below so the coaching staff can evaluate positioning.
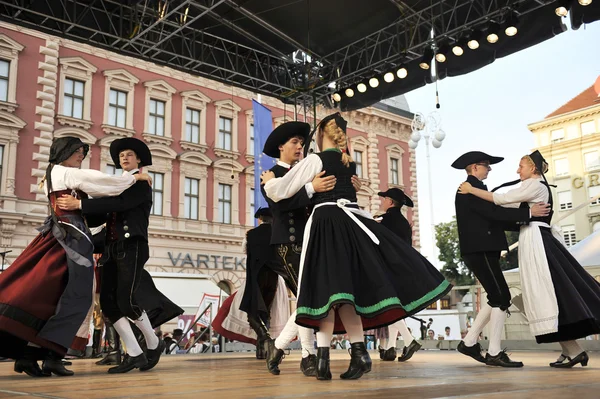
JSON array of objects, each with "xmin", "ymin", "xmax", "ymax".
[{"xmin": 312, "ymin": 151, "xmax": 357, "ymax": 204}]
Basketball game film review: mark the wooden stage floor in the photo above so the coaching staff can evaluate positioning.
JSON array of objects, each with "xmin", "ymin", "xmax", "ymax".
[{"xmin": 1, "ymin": 350, "xmax": 599, "ymax": 398}]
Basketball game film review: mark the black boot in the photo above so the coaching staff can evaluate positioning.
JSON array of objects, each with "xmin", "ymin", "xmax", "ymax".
[
  {"xmin": 379, "ymin": 346, "xmax": 397, "ymax": 361},
  {"xmin": 14, "ymin": 347, "xmax": 50, "ymax": 378},
  {"xmin": 397, "ymin": 340, "xmax": 422, "ymax": 362},
  {"xmin": 300, "ymin": 354, "xmax": 317, "ymax": 376},
  {"xmin": 256, "ymin": 338, "xmax": 266, "ymax": 360},
  {"xmin": 316, "ymin": 347, "xmax": 332, "ymax": 380},
  {"xmin": 340, "ymin": 342, "xmax": 372, "ymax": 380},
  {"xmin": 92, "ymin": 329, "xmax": 103, "ymax": 358},
  {"xmin": 42, "ymin": 351, "xmax": 74, "ymax": 376},
  {"xmin": 248, "ymin": 315, "xmax": 271, "ymax": 359},
  {"xmin": 107, "ymin": 353, "xmax": 148, "ymax": 374},
  {"xmin": 139, "ymin": 339, "xmax": 166, "ymax": 372},
  {"xmin": 264, "ymin": 339, "xmax": 285, "ymax": 375},
  {"xmin": 96, "ymin": 326, "xmax": 121, "ymax": 366}
]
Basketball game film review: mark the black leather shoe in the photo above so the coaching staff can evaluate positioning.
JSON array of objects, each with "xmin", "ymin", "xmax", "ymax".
[
  {"xmin": 140, "ymin": 340, "xmax": 166, "ymax": 371},
  {"xmin": 398, "ymin": 340, "xmax": 422, "ymax": 362},
  {"xmin": 42, "ymin": 358, "xmax": 74, "ymax": 376},
  {"xmin": 107, "ymin": 353, "xmax": 148, "ymax": 374},
  {"xmin": 457, "ymin": 341, "xmax": 486, "ymax": 364},
  {"xmin": 340, "ymin": 342, "xmax": 372, "ymax": 380},
  {"xmin": 14, "ymin": 359, "xmax": 51, "ymax": 378},
  {"xmin": 256, "ymin": 338, "xmax": 266, "ymax": 360},
  {"xmin": 379, "ymin": 346, "xmax": 397, "ymax": 361},
  {"xmin": 300, "ymin": 354, "xmax": 317, "ymax": 376},
  {"xmin": 96, "ymin": 351, "xmax": 121, "ymax": 366},
  {"xmin": 264, "ymin": 339, "xmax": 285, "ymax": 375},
  {"xmin": 316, "ymin": 347, "xmax": 332, "ymax": 380},
  {"xmin": 553, "ymin": 351, "xmax": 589, "ymax": 368},
  {"xmin": 485, "ymin": 351, "xmax": 524, "ymax": 368},
  {"xmin": 549, "ymin": 353, "xmax": 569, "ymax": 367}
]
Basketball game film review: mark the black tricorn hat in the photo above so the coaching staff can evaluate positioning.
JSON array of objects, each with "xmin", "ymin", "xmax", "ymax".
[
  {"xmin": 451, "ymin": 151, "xmax": 504, "ymax": 169},
  {"xmin": 110, "ymin": 137, "xmax": 152, "ymax": 169},
  {"xmin": 378, "ymin": 188, "xmax": 414, "ymax": 208},
  {"xmin": 254, "ymin": 207, "xmax": 272, "ymax": 219},
  {"xmin": 49, "ymin": 137, "xmax": 89, "ymax": 164},
  {"xmin": 528, "ymin": 150, "xmax": 548, "ymax": 174},
  {"xmin": 263, "ymin": 121, "xmax": 310, "ymax": 158}
]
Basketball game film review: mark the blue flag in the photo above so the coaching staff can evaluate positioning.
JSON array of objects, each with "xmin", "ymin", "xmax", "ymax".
[{"xmin": 252, "ymin": 100, "xmax": 275, "ymax": 226}]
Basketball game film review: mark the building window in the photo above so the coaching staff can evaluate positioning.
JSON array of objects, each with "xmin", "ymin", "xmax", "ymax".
[
  {"xmin": 427, "ymin": 302, "xmax": 437, "ymax": 310},
  {"xmin": 249, "ymin": 187, "xmax": 255, "ymax": 218},
  {"xmin": 593, "ymin": 221, "xmax": 600, "ymax": 232},
  {"xmin": 581, "ymin": 120, "xmax": 596, "ymax": 136},
  {"xmin": 63, "ymin": 78, "xmax": 85, "ymax": 119},
  {"xmin": 558, "ymin": 191, "xmax": 573, "ymax": 211},
  {"xmin": 562, "ymin": 225, "xmax": 576, "ymax": 247},
  {"xmin": 249, "ymin": 124, "xmax": 255, "ymax": 156},
  {"xmin": 185, "ymin": 108, "xmax": 201, "ymax": 143},
  {"xmin": 590, "ymin": 185, "xmax": 600, "ymax": 206},
  {"xmin": 0, "ymin": 59, "xmax": 9, "ymax": 102},
  {"xmin": 105, "ymin": 164, "xmax": 118, "ymax": 176},
  {"xmin": 218, "ymin": 117, "xmax": 233, "ymax": 151},
  {"xmin": 354, "ymin": 150, "xmax": 363, "ymax": 178},
  {"xmin": 554, "ymin": 158, "xmax": 569, "ymax": 177},
  {"xmin": 218, "ymin": 183, "xmax": 232, "ymax": 224},
  {"xmin": 148, "ymin": 171, "xmax": 164, "ymax": 216},
  {"xmin": 108, "ymin": 89, "xmax": 127, "ymax": 128},
  {"xmin": 184, "ymin": 177, "xmax": 200, "ymax": 220},
  {"xmin": 551, "ymin": 128, "xmax": 565, "ymax": 143},
  {"xmin": 148, "ymin": 99, "xmax": 166, "ymax": 136},
  {"xmin": 584, "ymin": 151, "xmax": 600, "ymax": 171},
  {"xmin": 440, "ymin": 298, "xmax": 451, "ymax": 310},
  {"xmin": 390, "ymin": 158, "xmax": 399, "ymax": 185}
]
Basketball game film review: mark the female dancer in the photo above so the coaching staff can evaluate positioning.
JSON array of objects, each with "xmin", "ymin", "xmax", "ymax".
[
  {"xmin": 459, "ymin": 150, "xmax": 600, "ymax": 367},
  {"xmin": 0, "ymin": 137, "xmax": 151, "ymax": 377},
  {"xmin": 262, "ymin": 113, "xmax": 451, "ymax": 380}
]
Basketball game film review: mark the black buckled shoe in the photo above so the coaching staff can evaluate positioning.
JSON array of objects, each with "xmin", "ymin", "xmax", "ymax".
[
  {"xmin": 139, "ymin": 340, "xmax": 166, "ymax": 371},
  {"xmin": 14, "ymin": 359, "xmax": 51, "ymax": 378},
  {"xmin": 300, "ymin": 354, "xmax": 317, "ymax": 376},
  {"xmin": 96, "ymin": 351, "xmax": 121, "ymax": 366},
  {"xmin": 457, "ymin": 341, "xmax": 486, "ymax": 364},
  {"xmin": 340, "ymin": 342, "xmax": 372, "ymax": 380},
  {"xmin": 42, "ymin": 358, "xmax": 74, "ymax": 376},
  {"xmin": 549, "ymin": 353, "xmax": 569, "ymax": 367},
  {"xmin": 398, "ymin": 340, "xmax": 422, "ymax": 362},
  {"xmin": 316, "ymin": 347, "xmax": 332, "ymax": 380},
  {"xmin": 379, "ymin": 346, "xmax": 397, "ymax": 361},
  {"xmin": 107, "ymin": 353, "xmax": 148, "ymax": 374},
  {"xmin": 264, "ymin": 339, "xmax": 285, "ymax": 375},
  {"xmin": 553, "ymin": 351, "xmax": 588, "ymax": 368},
  {"xmin": 256, "ymin": 338, "xmax": 266, "ymax": 360},
  {"xmin": 485, "ymin": 350, "xmax": 524, "ymax": 368}
]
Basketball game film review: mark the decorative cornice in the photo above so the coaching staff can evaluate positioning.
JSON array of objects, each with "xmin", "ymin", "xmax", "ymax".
[
  {"xmin": 180, "ymin": 141, "xmax": 208, "ymax": 153},
  {"xmin": 214, "ymin": 148, "xmax": 240, "ymax": 160},
  {"xmin": 142, "ymin": 133, "xmax": 174, "ymax": 146},
  {"xmin": 101, "ymin": 124, "xmax": 135, "ymax": 137},
  {"xmin": 56, "ymin": 115, "xmax": 92, "ymax": 130}
]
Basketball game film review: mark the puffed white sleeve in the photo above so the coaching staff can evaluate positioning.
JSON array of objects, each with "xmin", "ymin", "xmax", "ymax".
[
  {"xmin": 63, "ymin": 168, "xmax": 136, "ymax": 197},
  {"xmin": 493, "ymin": 179, "xmax": 544, "ymax": 206},
  {"xmin": 264, "ymin": 154, "xmax": 323, "ymax": 202}
]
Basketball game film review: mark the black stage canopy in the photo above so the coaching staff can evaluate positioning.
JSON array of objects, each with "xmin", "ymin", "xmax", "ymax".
[{"xmin": 0, "ymin": 0, "xmax": 597, "ymax": 111}]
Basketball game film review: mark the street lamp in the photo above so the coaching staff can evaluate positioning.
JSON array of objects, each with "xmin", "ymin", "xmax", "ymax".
[{"xmin": 407, "ymin": 112, "xmax": 446, "ymax": 266}]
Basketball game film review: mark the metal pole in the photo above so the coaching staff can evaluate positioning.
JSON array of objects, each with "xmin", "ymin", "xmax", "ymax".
[{"xmin": 424, "ymin": 133, "xmax": 437, "ymax": 267}]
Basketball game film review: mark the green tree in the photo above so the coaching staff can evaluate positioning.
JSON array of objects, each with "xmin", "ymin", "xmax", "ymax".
[
  {"xmin": 434, "ymin": 217, "xmax": 474, "ymax": 286},
  {"xmin": 499, "ymin": 231, "xmax": 520, "ymax": 271}
]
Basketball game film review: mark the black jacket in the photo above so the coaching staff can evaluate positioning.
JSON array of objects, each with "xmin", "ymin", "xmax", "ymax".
[
  {"xmin": 455, "ymin": 175, "xmax": 530, "ymax": 255},
  {"xmin": 81, "ymin": 178, "xmax": 152, "ymax": 242},
  {"xmin": 261, "ymin": 164, "xmax": 310, "ymax": 245},
  {"xmin": 380, "ymin": 207, "xmax": 412, "ymax": 245}
]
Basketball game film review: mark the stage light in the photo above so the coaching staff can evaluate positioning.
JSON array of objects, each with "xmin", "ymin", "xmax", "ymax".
[
  {"xmin": 452, "ymin": 37, "xmax": 467, "ymax": 56},
  {"xmin": 468, "ymin": 31, "xmax": 482, "ymax": 50},
  {"xmin": 332, "ymin": 92, "xmax": 341, "ymax": 102},
  {"xmin": 397, "ymin": 67, "xmax": 408, "ymax": 79},
  {"xmin": 384, "ymin": 72, "xmax": 394, "ymax": 83},
  {"xmin": 357, "ymin": 82, "xmax": 367, "ymax": 93},
  {"xmin": 486, "ymin": 22, "xmax": 500, "ymax": 43},
  {"xmin": 419, "ymin": 48, "xmax": 434, "ymax": 70},
  {"xmin": 505, "ymin": 11, "xmax": 519, "ymax": 36},
  {"xmin": 579, "ymin": 0, "xmax": 592, "ymax": 5},
  {"xmin": 435, "ymin": 42, "xmax": 449, "ymax": 63},
  {"xmin": 345, "ymin": 88, "xmax": 355, "ymax": 98},
  {"xmin": 369, "ymin": 77, "xmax": 380, "ymax": 88}
]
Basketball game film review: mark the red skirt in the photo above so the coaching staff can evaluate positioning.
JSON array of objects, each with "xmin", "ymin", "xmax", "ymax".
[
  {"xmin": 0, "ymin": 232, "xmax": 72, "ymax": 358},
  {"xmin": 212, "ymin": 292, "xmax": 256, "ymax": 345}
]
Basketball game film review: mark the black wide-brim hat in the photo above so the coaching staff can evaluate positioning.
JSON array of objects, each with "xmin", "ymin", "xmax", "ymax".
[
  {"xmin": 49, "ymin": 137, "xmax": 89, "ymax": 164},
  {"xmin": 110, "ymin": 137, "xmax": 152, "ymax": 168},
  {"xmin": 254, "ymin": 207, "xmax": 272, "ymax": 219},
  {"xmin": 378, "ymin": 188, "xmax": 414, "ymax": 207},
  {"xmin": 451, "ymin": 151, "xmax": 504, "ymax": 169},
  {"xmin": 263, "ymin": 121, "xmax": 310, "ymax": 158}
]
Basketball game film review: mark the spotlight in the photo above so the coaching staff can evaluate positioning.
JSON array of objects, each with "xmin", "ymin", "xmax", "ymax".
[
  {"xmin": 419, "ymin": 48, "xmax": 434, "ymax": 70},
  {"xmin": 435, "ymin": 42, "xmax": 450, "ymax": 63},
  {"xmin": 369, "ymin": 77, "xmax": 380, "ymax": 88},
  {"xmin": 555, "ymin": 0, "xmax": 570, "ymax": 16},
  {"xmin": 579, "ymin": 0, "xmax": 592, "ymax": 5},
  {"xmin": 397, "ymin": 67, "xmax": 408, "ymax": 79},
  {"xmin": 345, "ymin": 88, "xmax": 355, "ymax": 98},
  {"xmin": 467, "ymin": 31, "xmax": 482, "ymax": 50},
  {"xmin": 332, "ymin": 92, "xmax": 341, "ymax": 102},
  {"xmin": 486, "ymin": 22, "xmax": 500, "ymax": 43},
  {"xmin": 357, "ymin": 82, "xmax": 367, "ymax": 93},
  {"xmin": 505, "ymin": 11, "xmax": 519, "ymax": 36},
  {"xmin": 452, "ymin": 37, "xmax": 467, "ymax": 56},
  {"xmin": 384, "ymin": 72, "xmax": 394, "ymax": 83}
]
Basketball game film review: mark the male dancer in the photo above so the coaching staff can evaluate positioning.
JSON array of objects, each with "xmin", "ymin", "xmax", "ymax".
[
  {"xmin": 376, "ymin": 188, "xmax": 422, "ymax": 362},
  {"xmin": 57, "ymin": 138, "xmax": 181, "ymax": 373},
  {"xmin": 452, "ymin": 151, "xmax": 550, "ymax": 367}
]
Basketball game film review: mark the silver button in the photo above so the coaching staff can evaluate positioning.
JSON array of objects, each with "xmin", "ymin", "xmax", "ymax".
[
  {"xmin": 288, "ymin": 212, "xmax": 294, "ymax": 217},
  {"xmin": 289, "ymin": 219, "xmax": 294, "ymax": 225},
  {"xmin": 123, "ymin": 226, "xmax": 129, "ymax": 231},
  {"xmin": 289, "ymin": 235, "xmax": 296, "ymax": 242},
  {"xmin": 124, "ymin": 232, "xmax": 130, "ymax": 238},
  {"xmin": 289, "ymin": 227, "xmax": 296, "ymax": 233}
]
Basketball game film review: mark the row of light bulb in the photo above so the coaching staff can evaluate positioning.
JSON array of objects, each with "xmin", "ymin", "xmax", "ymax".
[{"xmin": 556, "ymin": 0, "xmax": 593, "ymax": 17}]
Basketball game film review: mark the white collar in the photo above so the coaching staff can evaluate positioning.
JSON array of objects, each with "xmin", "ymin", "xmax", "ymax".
[
  {"xmin": 122, "ymin": 168, "xmax": 139, "ymax": 176},
  {"xmin": 276, "ymin": 160, "xmax": 291, "ymax": 169}
]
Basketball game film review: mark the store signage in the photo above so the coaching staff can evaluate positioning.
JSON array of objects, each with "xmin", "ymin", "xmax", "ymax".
[
  {"xmin": 572, "ymin": 173, "xmax": 599, "ymax": 189},
  {"xmin": 167, "ymin": 252, "xmax": 245, "ymax": 270}
]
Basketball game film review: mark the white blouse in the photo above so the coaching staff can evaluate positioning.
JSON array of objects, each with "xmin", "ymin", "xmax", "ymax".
[
  {"xmin": 264, "ymin": 154, "xmax": 323, "ymax": 203},
  {"xmin": 492, "ymin": 177, "xmax": 549, "ymax": 208},
  {"xmin": 44, "ymin": 165, "xmax": 136, "ymax": 197}
]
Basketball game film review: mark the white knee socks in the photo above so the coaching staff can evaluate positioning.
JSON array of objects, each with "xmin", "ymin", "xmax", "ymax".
[
  {"xmin": 316, "ymin": 311, "xmax": 335, "ymax": 347},
  {"xmin": 487, "ymin": 308, "xmax": 507, "ymax": 356},
  {"xmin": 396, "ymin": 320, "xmax": 414, "ymax": 346},
  {"xmin": 274, "ymin": 310, "xmax": 316, "ymax": 358},
  {"xmin": 134, "ymin": 311, "xmax": 159, "ymax": 350},
  {"xmin": 463, "ymin": 303, "xmax": 492, "ymax": 347},
  {"xmin": 113, "ymin": 317, "xmax": 143, "ymax": 357}
]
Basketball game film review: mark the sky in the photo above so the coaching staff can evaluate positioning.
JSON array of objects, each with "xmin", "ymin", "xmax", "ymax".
[{"xmin": 403, "ymin": 19, "xmax": 600, "ymax": 267}]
